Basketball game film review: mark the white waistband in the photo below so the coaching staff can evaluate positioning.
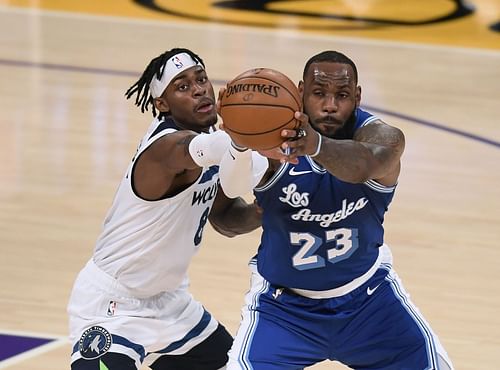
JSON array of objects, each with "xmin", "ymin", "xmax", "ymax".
[
  {"xmin": 83, "ymin": 259, "xmax": 189, "ymax": 299},
  {"xmin": 289, "ymin": 244, "xmax": 391, "ymax": 299},
  {"xmin": 83, "ymin": 259, "xmax": 139, "ymax": 298}
]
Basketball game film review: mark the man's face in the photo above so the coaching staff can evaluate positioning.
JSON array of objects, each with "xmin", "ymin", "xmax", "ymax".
[
  {"xmin": 300, "ymin": 62, "xmax": 361, "ymax": 138},
  {"xmin": 157, "ymin": 66, "xmax": 217, "ymax": 132}
]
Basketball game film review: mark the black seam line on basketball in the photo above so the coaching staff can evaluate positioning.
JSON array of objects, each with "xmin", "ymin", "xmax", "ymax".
[
  {"xmin": 224, "ymin": 118, "xmax": 295, "ymax": 135},
  {"xmin": 220, "ymin": 103, "xmax": 296, "ymax": 110},
  {"xmin": 228, "ymin": 76, "xmax": 301, "ymax": 108}
]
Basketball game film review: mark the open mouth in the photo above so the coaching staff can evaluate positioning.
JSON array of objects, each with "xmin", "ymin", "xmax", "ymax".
[{"xmin": 196, "ymin": 100, "xmax": 214, "ymax": 113}]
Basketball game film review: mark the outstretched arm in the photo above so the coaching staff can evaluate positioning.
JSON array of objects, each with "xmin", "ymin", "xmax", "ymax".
[
  {"xmin": 314, "ymin": 120, "xmax": 404, "ymax": 185},
  {"xmin": 276, "ymin": 112, "xmax": 405, "ymax": 186}
]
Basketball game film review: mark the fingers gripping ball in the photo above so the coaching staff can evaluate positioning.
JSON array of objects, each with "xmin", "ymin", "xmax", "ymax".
[{"xmin": 219, "ymin": 68, "xmax": 301, "ymax": 150}]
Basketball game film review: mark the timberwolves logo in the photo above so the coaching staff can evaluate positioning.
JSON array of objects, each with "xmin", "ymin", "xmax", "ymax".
[{"xmin": 78, "ymin": 326, "xmax": 112, "ymax": 359}]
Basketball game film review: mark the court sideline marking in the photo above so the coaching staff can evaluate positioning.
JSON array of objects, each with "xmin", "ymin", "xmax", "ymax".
[{"xmin": 0, "ymin": 329, "xmax": 68, "ymax": 369}]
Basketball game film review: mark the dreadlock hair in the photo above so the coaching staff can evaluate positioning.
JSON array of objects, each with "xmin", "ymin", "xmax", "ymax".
[
  {"xmin": 303, "ymin": 51, "xmax": 358, "ymax": 84},
  {"xmin": 125, "ymin": 48, "xmax": 205, "ymax": 117}
]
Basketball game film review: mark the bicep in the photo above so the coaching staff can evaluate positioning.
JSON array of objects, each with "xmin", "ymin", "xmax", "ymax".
[
  {"xmin": 133, "ymin": 131, "xmax": 199, "ymax": 199},
  {"xmin": 150, "ymin": 131, "xmax": 199, "ymax": 172}
]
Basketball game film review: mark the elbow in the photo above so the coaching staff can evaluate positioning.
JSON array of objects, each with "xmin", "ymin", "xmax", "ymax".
[
  {"xmin": 209, "ymin": 219, "xmax": 238, "ymax": 238},
  {"xmin": 354, "ymin": 168, "xmax": 373, "ymax": 183},
  {"xmin": 342, "ymin": 164, "xmax": 372, "ymax": 184},
  {"xmin": 344, "ymin": 175, "xmax": 371, "ymax": 184},
  {"xmin": 216, "ymin": 229, "xmax": 239, "ymax": 238}
]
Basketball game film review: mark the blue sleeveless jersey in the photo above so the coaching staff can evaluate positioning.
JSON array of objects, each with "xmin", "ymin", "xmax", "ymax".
[{"xmin": 254, "ymin": 108, "xmax": 396, "ymax": 290}]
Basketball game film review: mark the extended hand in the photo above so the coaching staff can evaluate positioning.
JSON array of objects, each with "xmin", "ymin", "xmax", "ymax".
[{"xmin": 276, "ymin": 112, "xmax": 321, "ymax": 163}]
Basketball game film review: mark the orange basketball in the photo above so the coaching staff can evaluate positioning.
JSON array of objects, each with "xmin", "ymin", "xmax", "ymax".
[{"xmin": 219, "ymin": 68, "xmax": 301, "ymax": 150}]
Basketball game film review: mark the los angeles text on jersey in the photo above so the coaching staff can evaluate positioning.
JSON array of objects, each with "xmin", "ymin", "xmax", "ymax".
[
  {"xmin": 279, "ymin": 183, "xmax": 369, "ymax": 227},
  {"xmin": 290, "ymin": 197, "xmax": 368, "ymax": 227}
]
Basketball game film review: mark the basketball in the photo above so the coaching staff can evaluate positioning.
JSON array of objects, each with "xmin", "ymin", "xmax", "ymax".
[{"xmin": 219, "ymin": 68, "xmax": 301, "ymax": 150}]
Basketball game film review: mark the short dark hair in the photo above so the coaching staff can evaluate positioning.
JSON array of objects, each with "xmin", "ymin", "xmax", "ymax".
[
  {"xmin": 125, "ymin": 48, "xmax": 205, "ymax": 117},
  {"xmin": 303, "ymin": 51, "xmax": 358, "ymax": 84}
]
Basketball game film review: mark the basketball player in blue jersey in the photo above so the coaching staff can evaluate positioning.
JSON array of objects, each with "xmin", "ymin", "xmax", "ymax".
[
  {"xmin": 67, "ymin": 48, "xmax": 262, "ymax": 370},
  {"xmin": 218, "ymin": 51, "xmax": 454, "ymax": 369}
]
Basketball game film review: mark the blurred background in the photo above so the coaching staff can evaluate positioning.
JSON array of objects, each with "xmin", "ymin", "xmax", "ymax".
[{"xmin": 1, "ymin": 1, "xmax": 499, "ymax": 369}]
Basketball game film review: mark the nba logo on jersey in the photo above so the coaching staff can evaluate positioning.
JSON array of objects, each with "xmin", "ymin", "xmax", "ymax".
[
  {"xmin": 78, "ymin": 326, "xmax": 112, "ymax": 359},
  {"xmin": 106, "ymin": 300, "xmax": 117, "ymax": 316},
  {"xmin": 172, "ymin": 56, "xmax": 184, "ymax": 69}
]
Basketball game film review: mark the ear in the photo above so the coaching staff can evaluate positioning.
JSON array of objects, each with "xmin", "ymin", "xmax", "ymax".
[
  {"xmin": 355, "ymin": 86, "xmax": 361, "ymax": 108},
  {"xmin": 154, "ymin": 97, "xmax": 170, "ymax": 113},
  {"xmin": 298, "ymin": 80, "xmax": 304, "ymax": 95},
  {"xmin": 298, "ymin": 81, "xmax": 304, "ymax": 110}
]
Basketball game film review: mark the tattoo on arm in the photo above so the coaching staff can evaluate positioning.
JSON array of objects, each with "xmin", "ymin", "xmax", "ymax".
[
  {"xmin": 317, "ymin": 121, "xmax": 404, "ymax": 183},
  {"xmin": 354, "ymin": 121, "xmax": 404, "ymax": 150},
  {"xmin": 178, "ymin": 135, "xmax": 194, "ymax": 158}
]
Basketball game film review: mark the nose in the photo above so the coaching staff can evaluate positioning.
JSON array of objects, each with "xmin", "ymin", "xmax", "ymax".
[
  {"xmin": 192, "ymin": 82, "xmax": 206, "ymax": 96},
  {"xmin": 323, "ymin": 95, "xmax": 338, "ymax": 113}
]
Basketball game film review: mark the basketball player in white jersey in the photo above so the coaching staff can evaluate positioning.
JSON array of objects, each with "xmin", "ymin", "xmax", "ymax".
[{"xmin": 67, "ymin": 48, "xmax": 262, "ymax": 370}]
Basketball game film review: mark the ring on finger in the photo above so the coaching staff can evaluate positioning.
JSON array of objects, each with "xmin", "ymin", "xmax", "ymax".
[{"xmin": 296, "ymin": 128, "xmax": 307, "ymax": 139}]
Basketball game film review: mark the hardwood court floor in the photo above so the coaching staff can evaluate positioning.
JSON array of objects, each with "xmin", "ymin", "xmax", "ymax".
[{"xmin": 0, "ymin": 2, "xmax": 499, "ymax": 369}]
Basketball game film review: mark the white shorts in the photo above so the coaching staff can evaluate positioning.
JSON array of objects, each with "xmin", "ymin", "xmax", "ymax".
[{"xmin": 67, "ymin": 260, "xmax": 218, "ymax": 368}]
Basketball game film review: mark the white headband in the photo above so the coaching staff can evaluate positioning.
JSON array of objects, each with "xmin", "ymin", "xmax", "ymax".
[{"xmin": 149, "ymin": 52, "xmax": 202, "ymax": 98}]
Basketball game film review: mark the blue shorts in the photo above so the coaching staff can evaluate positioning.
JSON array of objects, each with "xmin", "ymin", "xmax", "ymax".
[{"xmin": 227, "ymin": 259, "xmax": 453, "ymax": 370}]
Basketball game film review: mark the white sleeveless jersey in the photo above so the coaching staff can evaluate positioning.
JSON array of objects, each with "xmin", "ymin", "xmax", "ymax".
[{"xmin": 93, "ymin": 117, "xmax": 220, "ymax": 298}]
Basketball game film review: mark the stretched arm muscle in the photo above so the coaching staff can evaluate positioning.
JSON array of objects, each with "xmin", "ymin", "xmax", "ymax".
[{"xmin": 314, "ymin": 120, "xmax": 405, "ymax": 185}]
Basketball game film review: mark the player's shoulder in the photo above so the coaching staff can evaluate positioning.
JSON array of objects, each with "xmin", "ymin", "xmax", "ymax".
[
  {"xmin": 354, "ymin": 109, "xmax": 404, "ymax": 147},
  {"xmin": 355, "ymin": 108, "xmax": 388, "ymax": 128},
  {"xmin": 356, "ymin": 107, "xmax": 402, "ymax": 131}
]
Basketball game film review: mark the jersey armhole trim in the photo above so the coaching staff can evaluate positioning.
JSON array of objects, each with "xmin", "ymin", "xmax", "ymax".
[
  {"xmin": 254, "ymin": 163, "xmax": 289, "ymax": 192},
  {"xmin": 360, "ymin": 115, "xmax": 379, "ymax": 127},
  {"xmin": 364, "ymin": 179, "xmax": 396, "ymax": 193},
  {"xmin": 305, "ymin": 156, "xmax": 327, "ymax": 173}
]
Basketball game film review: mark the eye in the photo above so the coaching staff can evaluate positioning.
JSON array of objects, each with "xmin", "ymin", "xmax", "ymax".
[
  {"xmin": 198, "ymin": 76, "xmax": 208, "ymax": 84},
  {"xmin": 177, "ymin": 83, "xmax": 189, "ymax": 91}
]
